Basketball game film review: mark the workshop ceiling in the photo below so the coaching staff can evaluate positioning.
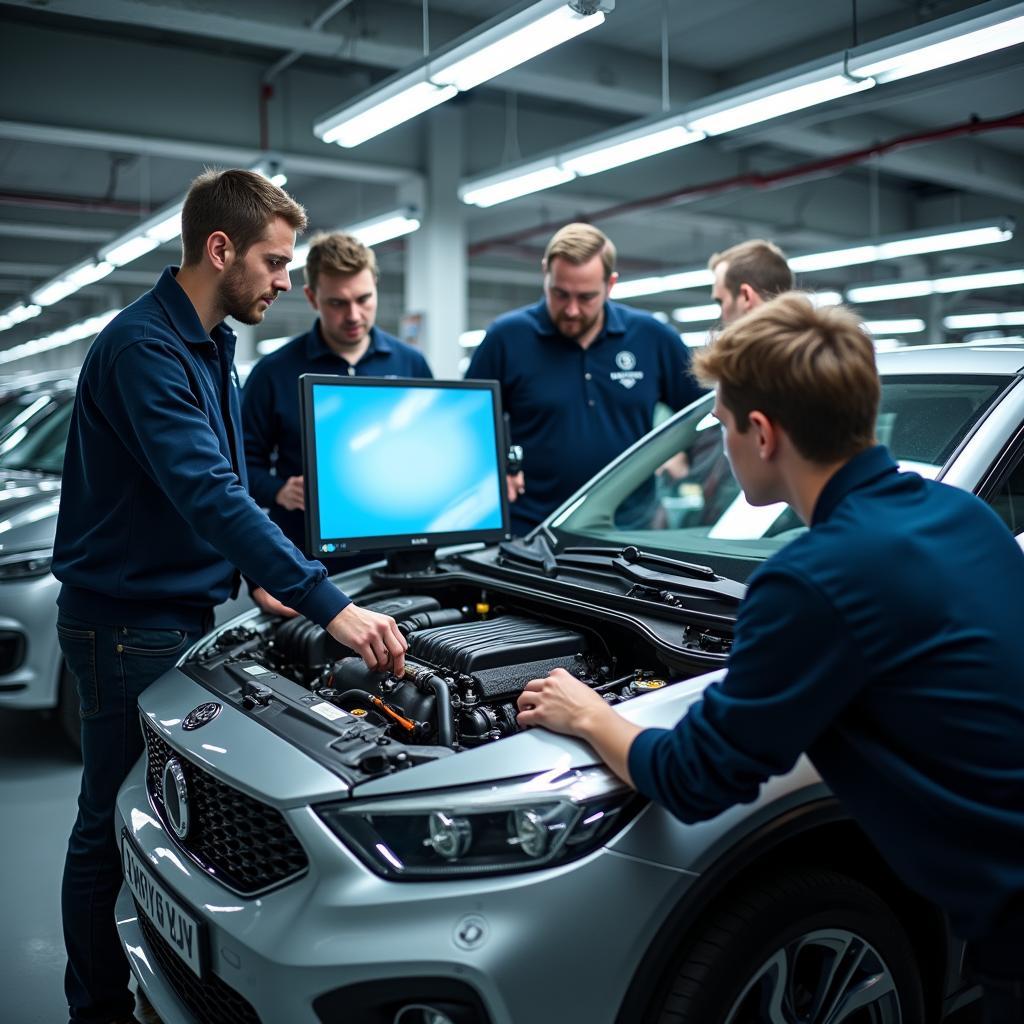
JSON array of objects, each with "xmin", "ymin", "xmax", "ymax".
[{"xmin": 0, "ymin": 0, "xmax": 1022, "ymax": 366}]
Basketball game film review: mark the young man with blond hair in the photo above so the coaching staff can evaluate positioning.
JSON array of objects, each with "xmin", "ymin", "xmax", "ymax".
[
  {"xmin": 242, "ymin": 231, "xmax": 431, "ymax": 568},
  {"xmin": 467, "ymin": 222, "xmax": 703, "ymax": 535},
  {"xmin": 53, "ymin": 172, "xmax": 407, "ymax": 1024},
  {"xmin": 708, "ymin": 238, "xmax": 793, "ymax": 325},
  {"xmin": 517, "ymin": 293, "xmax": 1024, "ymax": 1023}
]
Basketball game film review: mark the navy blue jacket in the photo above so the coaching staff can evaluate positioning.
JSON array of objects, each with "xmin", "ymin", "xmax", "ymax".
[
  {"xmin": 241, "ymin": 322, "xmax": 432, "ymax": 557},
  {"xmin": 467, "ymin": 299, "xmax": 703, "ymax": 534},
  {"xmin": 53, "ymin": 268, "xmax": 349, "ymax": 632},
  {"xmin": 629, "ymin": 446, "xmax": 1024, "ymax": 940}
]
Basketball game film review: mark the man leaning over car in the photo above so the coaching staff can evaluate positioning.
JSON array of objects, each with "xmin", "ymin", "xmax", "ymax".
[
  {"xmin": 518, "ymin": 294, "xmax": 1024, "ymax": 1024},
  {"xmin": 51, "ymin": 169, "xmax": 407, "ymax": 1024}
]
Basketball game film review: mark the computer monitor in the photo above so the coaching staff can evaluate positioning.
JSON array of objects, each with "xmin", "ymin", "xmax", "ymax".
[{"xmin": 299, "ymin": 375, "xmax": 509, "ymax": 567}]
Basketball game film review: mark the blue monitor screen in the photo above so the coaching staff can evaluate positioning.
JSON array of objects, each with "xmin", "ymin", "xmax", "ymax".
[{"xmin": 304, "ymin": 378, "xmax": 507, "ymax": 554}]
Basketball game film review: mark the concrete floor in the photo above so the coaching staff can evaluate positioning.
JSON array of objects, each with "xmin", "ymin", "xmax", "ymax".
[
  {"xmin": 0, "ymin": 707, "xmax": 81, "ymax": 1024},
  {"xmin": 0, "ymin": 704, "xmax": 985, "ymax": 1024}
]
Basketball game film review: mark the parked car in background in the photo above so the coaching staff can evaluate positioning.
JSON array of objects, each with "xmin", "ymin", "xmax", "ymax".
[
  {"xmin": 0, "ymin": 377, "xmax": 251, "ymax": 752},
  {"xmin": 117, "ymin": 343, "xmax": 1024, "ymax": 1024}
]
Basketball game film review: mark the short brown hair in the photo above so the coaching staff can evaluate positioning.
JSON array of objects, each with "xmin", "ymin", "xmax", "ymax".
[
  {"xmin": 181, "ymin": 168, "xmax": 307, "ymax": 267},
  {"xmin": 543, "ymin": 222, "xmax": 616, "ymax": 279},
  {"xmin": 304, "ymin": 232, "xmax": 378, "ymax": 292},
  {"xmin": 692, "ymin": 293, "xmax": 879, "ymax": 464},
  {"xmin": 708, "ymin": 239, "xmax": 793, "ymax": 300}
]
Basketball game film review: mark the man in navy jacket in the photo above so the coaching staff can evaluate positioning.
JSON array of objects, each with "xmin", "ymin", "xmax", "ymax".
[
  {"xmin": 466, "ymin": 222, "xmax": 703, "ymax": 536},
  {"xmin": 52, "ymin": 170, "xmax": 407, "ymax": 1024},
  {"xmin": 242, "ymin": 232, "xmax": 431, "ymax": 570},
  {"xmin": 517, "ymin": 295, "xmax": 1024, "ymax": 1023}
]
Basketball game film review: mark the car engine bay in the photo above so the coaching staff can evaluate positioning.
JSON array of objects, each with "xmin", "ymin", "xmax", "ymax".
[{"xmin": 186, "ymin": 582, "xmax": 703, "ymax": 783}]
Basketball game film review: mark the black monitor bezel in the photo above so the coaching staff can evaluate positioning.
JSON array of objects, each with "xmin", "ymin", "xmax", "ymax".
[{"xmin": 299, "ymin": 373, "xmax": 510, "ymax": 557}]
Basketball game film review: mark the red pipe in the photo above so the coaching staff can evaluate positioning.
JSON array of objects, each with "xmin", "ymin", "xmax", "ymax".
[{"xmin": 469, "ymin": 110, "xmax": 1024, "ymax": 258}]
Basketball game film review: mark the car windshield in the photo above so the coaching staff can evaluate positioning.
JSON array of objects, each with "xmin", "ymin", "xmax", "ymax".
[
  {"xmin": 0, "ymin": 399, "xmax": 73, "ymax": 474},
  {"xmin": 548, "ymin": 373, "xmax": 1010, "ymax": 583}
]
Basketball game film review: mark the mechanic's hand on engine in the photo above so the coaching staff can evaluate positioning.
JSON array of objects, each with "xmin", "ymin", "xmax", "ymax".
[
  {"xmin": 506, "ymin": 471, "xmax": 525, "ymax": 503},
  {"xmin": 276, "ymin": 475, "xmax": 305, "ymax": 511},
  {"xmin": 251, "ymin": 586, "xmax": 299, "ymax": 618},
  {"xmin": 517, "ymin": 667, "xmax": 613, "ymax": 737},
  {"xmin": 517, "ymin": 668, "xmax": 642, "ymax": 788},
  {"xmin": 327, "ymin": 604, "xmax": 408, "ymax": 675}
]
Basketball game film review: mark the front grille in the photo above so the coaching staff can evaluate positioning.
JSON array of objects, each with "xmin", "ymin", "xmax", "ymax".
[
  {"xmin": 136, "ymin": 899, "xmax": 262, "ymax": 1024},
  {"xmin": 142, "ymin": 718, "xmax": 308, "ymax": 894}
]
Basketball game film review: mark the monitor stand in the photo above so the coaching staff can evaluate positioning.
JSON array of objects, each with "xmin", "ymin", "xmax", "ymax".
[{"xmin": 371, "ymin": 547, "xmax": 439, "ymax": 583}]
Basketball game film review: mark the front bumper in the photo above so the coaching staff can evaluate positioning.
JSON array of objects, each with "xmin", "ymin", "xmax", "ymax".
[{"xmin": 115, "ymin": 757, "xmax": 695, "ymax": 1024}]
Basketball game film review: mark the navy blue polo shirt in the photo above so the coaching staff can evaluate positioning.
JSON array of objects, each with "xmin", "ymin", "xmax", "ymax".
[
  {"xmin": 466, "ymin": 299, "xmax": 703, "ymax": 534},
  {"xmin": 629, "ymin": 446, "xmax": 1024, "ymax": 942},
  {"xmin": 242, "ymin": 322, "xmax": 432, "ymax": 557},
  {"xmin": 53, "ymin": 267, "xmax": 349, "ymax": 632}
]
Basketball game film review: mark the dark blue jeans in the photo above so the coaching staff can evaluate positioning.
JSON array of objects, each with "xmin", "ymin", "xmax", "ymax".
[{"xmin": 57, "ymin": 613, "xmax": 202, "ymax": 1024}]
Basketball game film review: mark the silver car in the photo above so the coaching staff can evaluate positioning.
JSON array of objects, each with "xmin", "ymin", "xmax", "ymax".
[{"xmin": 115, "ymin": 343, "xmax": 1024, "ymax": 1024}]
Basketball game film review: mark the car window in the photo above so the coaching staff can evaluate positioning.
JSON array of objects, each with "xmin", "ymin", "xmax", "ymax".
[
  {"xmin": 550, "ymin": 374, "xmax": 1010, "ymax": 582},
  {"xmin": 988, "ymin": 452, "xmax": 1024, "ymax": 537},
  {"xmin": 0, "ymin": 400, "xmax": 73, "ymax": 474}
]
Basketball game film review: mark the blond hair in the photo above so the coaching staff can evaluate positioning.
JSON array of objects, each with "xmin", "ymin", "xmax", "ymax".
[
  {"xmin": 708, "ymin": 239, "xmax": 793, "ymax": 300},
  {"xmin": 181, "ymin": 168, "xmax": 307, "ymax": 266},
  {"xmin": 693, "ymin": 293, "xmax": 879, "ymax": 464},
  {"xmin": 304, "ymin": 232, "xmax": 379, "ymax": 292},
  {"xmin": 543, "ymin": 222, "xmax": 616, "ymax": 279}
]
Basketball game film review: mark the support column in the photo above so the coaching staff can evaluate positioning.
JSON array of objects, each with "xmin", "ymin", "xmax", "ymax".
[{"xmin": 404, "ymin": 105, "xmax": 466, "ymax": 380}]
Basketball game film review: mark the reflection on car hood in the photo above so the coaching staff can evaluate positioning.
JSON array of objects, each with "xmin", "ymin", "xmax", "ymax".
[{"xmin": 0, "ymin": 475, "xmax": 61, "ymax": 552}]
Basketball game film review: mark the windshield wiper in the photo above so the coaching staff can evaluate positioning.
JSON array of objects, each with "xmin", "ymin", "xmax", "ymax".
[
  {"xmin": 497, "ymin": 531, "xmax": 558, "ymax": 575},
  {"xmin": 562, "ymin": 545, "xmax": 717, "ymax": 580}
]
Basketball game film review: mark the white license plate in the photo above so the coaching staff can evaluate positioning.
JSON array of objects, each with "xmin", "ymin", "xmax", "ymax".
[{"xmin": 121, "ymin": 832, "xmax": 204, "ymax": 977}]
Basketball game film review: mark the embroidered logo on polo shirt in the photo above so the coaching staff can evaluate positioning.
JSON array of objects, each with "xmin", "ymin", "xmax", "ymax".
[{"xmin": 612, "ymin": 350, "xmax": 644, "ymax": 389}]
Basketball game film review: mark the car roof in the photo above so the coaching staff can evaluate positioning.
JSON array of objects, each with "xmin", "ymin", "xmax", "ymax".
[{"xmin": 876, "ymin": 341, "xmax": 1024, "ymax": 377}]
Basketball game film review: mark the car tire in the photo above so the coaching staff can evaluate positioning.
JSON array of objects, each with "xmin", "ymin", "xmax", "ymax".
[
  {"xmin": 58, "ymin": 659, "xmax": 82, "ymax": 755},
  {"xmin": 653, "ymin": 866, "xmax": 925, "ymax": 1024}
]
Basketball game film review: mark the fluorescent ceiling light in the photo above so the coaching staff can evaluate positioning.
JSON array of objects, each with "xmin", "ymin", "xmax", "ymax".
[
  {"xmin": 848, "ymin": 268, "xmax": 1024, "ymax": 303},
  {"xmin": 672, "ymin": 303, "xmax": 720, "ymax": 323},
  {"xmin": 348, "ymin": 209, "xmax": 421, "ymax": 247},
  {"xmin": 0, "ymin": 309, "xmax": 118, "ymax": 365},
  {"xmin": 562, "ymin": 122, "xmax": 704, "ymax": 177},
  {"xmin": 459, "ymin": 329, "xmax": 486, "ymax": 348},
  {"xmin": 612, "ymin": 270, "xmax": 714, "ymax": 300},
  {"xmin": 848, "ymin": 5, "xmax": 1024, "ymax": 84},
  {"xmin": 688, "ymin": 73, "xmax": 874, "ymax": 137},
  {"xmin": 873, "ymin": 338, "xmax": 906, "ymax": 351},
  {"xmin": 863, "ymin": 318, "xmax": 926, "ymax": 334},
  {"xmin": 321, "ymin": 79, "xmax": 457, "ymax": 148},
  {"xmin": 944, "ymin": 311, "xmax": 1024, "ymax": 329},
  {"xmin": 460, "ymin": 160, "xmax": 575, "ymax": 208},
  {"xmin": 679, "ymin": 331, "xmax": 713, "ymax": 347},
  {"xmin": 432, "ymin": 4, "xmax": 605, "ymax": 92},
  {"xmin": 0, "ymin": 303, "xmax": 42, "ymax": 332},
  {"xmin": 103, "ymin": 233, "xmax": 160, "ymax": 268},
  {"xmin": 316, "ymin": 1, "xmax": 610, "ymax": 149},
  {"xmin": 613, "ymin": 220, "xmax": 1014, "ymax": 299},
  {"xmin": 808, "ymin": 290, "xmax": 843, "ymax": 307},
  {"xmin": 32, "ymin": 260, "xmax": 114, "ymax": 307},
  {"xmin": 145, "ymin": 208, "xmax": 183, "ymax": 243}
]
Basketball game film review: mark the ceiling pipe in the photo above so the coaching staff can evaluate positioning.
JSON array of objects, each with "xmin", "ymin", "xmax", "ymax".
[{"xmin": 469, "ymin": 109, "xmax": 1024, "ymax": 257}]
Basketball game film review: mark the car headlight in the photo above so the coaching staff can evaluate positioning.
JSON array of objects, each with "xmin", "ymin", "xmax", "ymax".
[
  {"xmin": 315, "ymin": 765, "xmax": 639, "ymax": 880},
  {"xmin": 0, "ymin": 548, "xmax": 53, "ymax": 580}
]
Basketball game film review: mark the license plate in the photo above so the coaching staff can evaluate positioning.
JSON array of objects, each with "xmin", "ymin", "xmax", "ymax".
[{"xmin": 121, "ymin": 831, "xmax": 204, "ymax": 977}]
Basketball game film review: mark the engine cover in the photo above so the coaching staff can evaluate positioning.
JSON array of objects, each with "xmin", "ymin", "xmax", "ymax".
[{"xmin": 407, "ymin": 615, "xmax": 587, "ymax": 700}]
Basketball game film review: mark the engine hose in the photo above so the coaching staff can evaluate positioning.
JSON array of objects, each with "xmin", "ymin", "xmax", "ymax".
[{"xmin": 418, "ymin": 671, "xmax": 454, "ymax": 747}]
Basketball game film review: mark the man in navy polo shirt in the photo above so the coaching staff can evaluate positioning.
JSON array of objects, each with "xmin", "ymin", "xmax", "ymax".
[
  {"xmin": 242, "ymin": 232, "xmax": 431, "ymax": 568},
  {"xmin": 466, "ymin": 222, "xmax": 703, "ymax": 536},
  {"xmin": 53, "ymin": 172, "xmax": 407, "ymax": 1024},
  {"xmin": 517, "ymin": 294, "xmax": 1024, "ymax": 1023}
]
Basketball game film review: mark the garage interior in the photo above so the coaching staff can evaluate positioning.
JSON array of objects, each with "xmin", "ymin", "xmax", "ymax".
[{"xmin": 0, "ymin": 1, "xmax": 1022, "ymax": 1022}]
